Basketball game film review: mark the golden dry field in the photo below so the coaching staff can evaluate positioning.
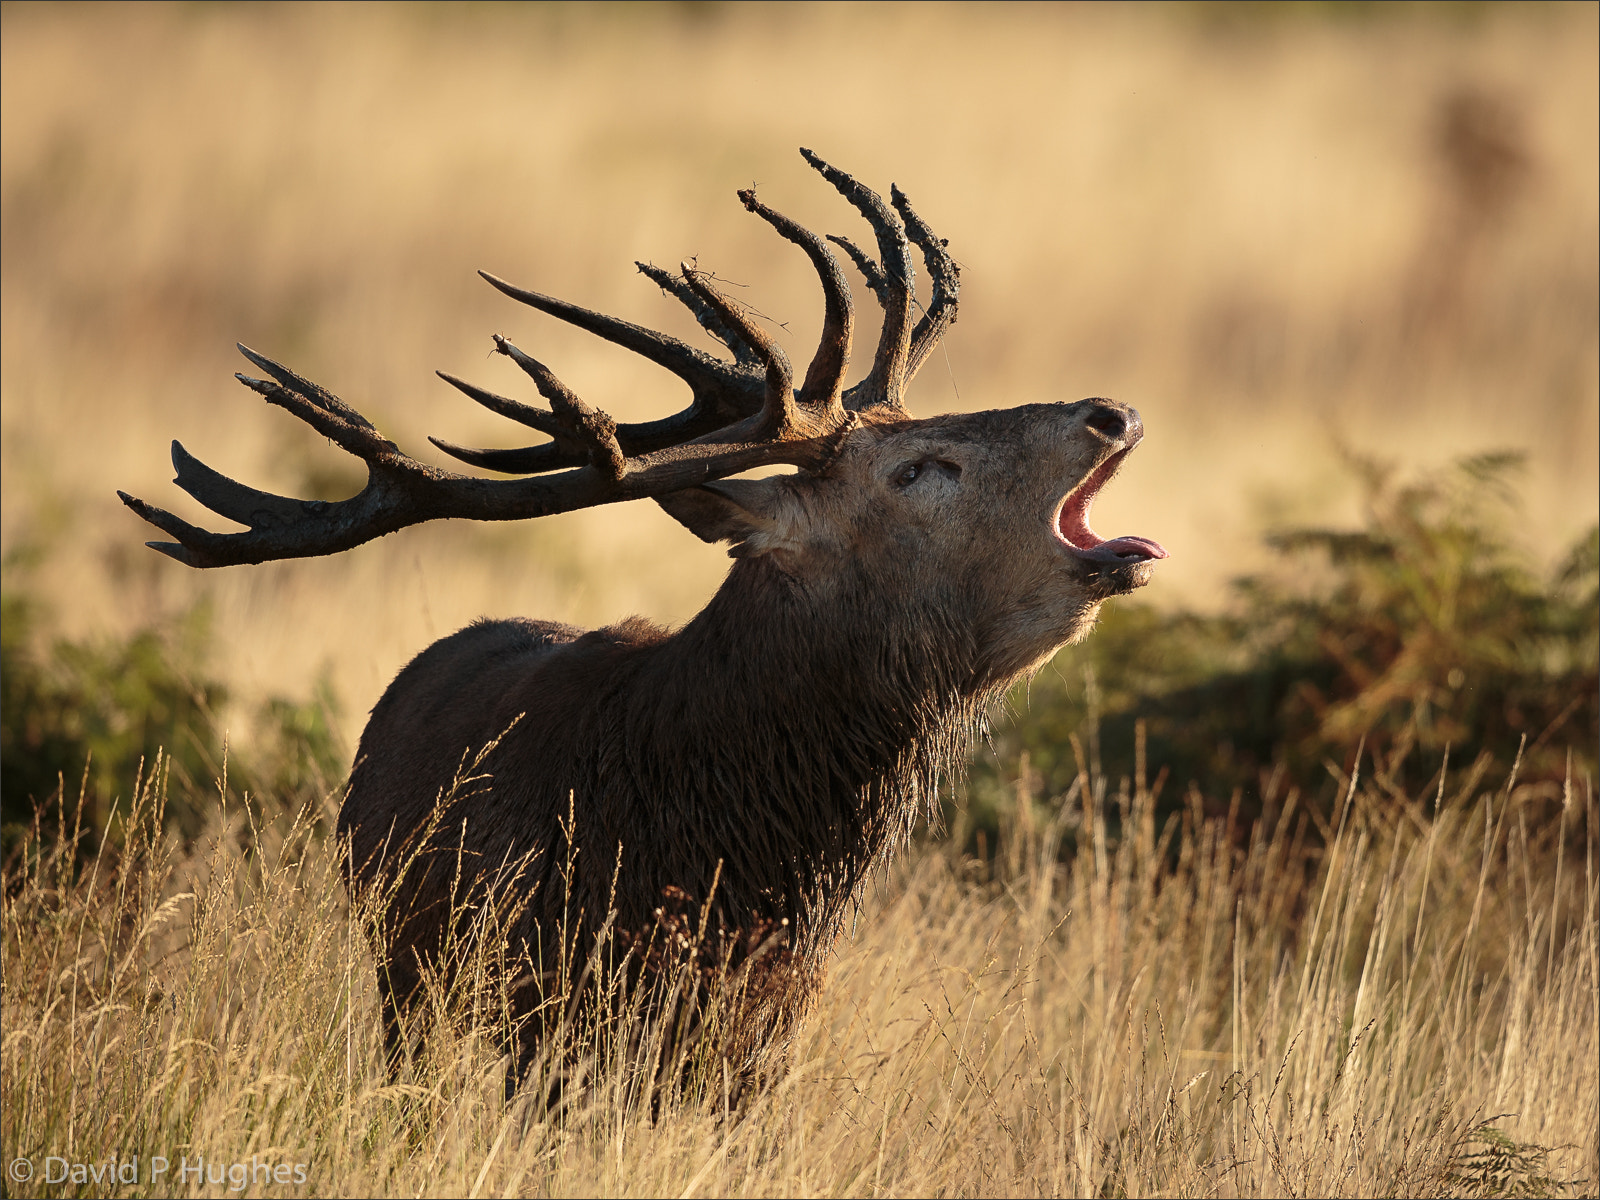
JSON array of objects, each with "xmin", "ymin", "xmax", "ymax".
[
  {"xmin": 3, "ymin": 751, "xmax": 1596, "ymax": 1197},
  {"xmin": 2, "ymin": 3, "xmax": 1597, "ymax": 1197}
]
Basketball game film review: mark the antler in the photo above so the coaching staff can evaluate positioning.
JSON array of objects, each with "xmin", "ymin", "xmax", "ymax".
[{"xmin": 120, "ymin": 150, "xmax": 961, "ymax": 568}]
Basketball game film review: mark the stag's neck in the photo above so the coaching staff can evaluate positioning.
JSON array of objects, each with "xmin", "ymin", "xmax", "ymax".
[
  {"xmin": 666, "ymin": 557, "xmax": 985, "ymax": 760},
  {"xmin": 627, "ymin": 558, "xmax": 991, "ymax": 938}
]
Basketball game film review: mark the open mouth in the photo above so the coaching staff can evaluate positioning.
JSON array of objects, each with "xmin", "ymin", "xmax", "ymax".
[{"xmin": 1053, "ymin": 449, "xmax": 1169, "ymax": 564}]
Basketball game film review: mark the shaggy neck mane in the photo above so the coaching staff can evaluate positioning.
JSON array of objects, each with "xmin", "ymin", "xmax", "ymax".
[{"xmin": 625, "ymin": 555, "xmax": 1000, "ymax": 953}]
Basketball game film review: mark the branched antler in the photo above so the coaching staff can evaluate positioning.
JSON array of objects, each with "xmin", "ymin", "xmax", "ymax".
[{"xmin": 121, "ymin": 150, "xmax": 960, "ymax": 568}]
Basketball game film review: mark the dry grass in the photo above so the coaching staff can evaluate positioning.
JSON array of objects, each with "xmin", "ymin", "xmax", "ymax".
[
  {"xmin": 2, "ymin": 2, "xmax": 1596, "ymax": 750},
  {"xmin": 3, "ymin": 748, "xmax": 1595, "ymax": 1197}
]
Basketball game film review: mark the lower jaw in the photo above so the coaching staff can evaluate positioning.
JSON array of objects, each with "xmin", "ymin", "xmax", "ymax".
[{"xmin": 1080, "ymin": 559, "xmax": 1156, "ymax": 596}]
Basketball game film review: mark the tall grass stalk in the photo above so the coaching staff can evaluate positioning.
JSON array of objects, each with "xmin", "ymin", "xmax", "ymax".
[{"xmin": 3, "ymin": 749, "xmax": 1594, "ymax": 1197}]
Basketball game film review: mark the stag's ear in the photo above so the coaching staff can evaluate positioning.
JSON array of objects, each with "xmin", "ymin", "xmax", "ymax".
[{"xmin": 655, "ymin": 478, "xmax": 796, "ymax": 558}]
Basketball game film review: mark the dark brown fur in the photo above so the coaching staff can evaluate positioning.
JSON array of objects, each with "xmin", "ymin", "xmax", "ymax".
[{"xmin": 341, "ymin": 402, "xmax": 1159, "ymax": 1078}]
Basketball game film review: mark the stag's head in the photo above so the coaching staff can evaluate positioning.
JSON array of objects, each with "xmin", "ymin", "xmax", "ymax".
[
  {"xmin": 660, "ymin": 399, "xmax": 1163, "ymax": 685},
  {"xmin": 119, "ymin": 148, "xmax": 1166, "ymax": 682}
]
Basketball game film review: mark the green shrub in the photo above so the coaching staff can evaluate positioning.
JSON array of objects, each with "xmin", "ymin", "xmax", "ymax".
[
  {"xmin": 0, "ymin": 573, "xmax": 344, "ymax": 857},
  {"xmin": 972, "ymin": 452, "xmax": 1597, "ymax": 840}
]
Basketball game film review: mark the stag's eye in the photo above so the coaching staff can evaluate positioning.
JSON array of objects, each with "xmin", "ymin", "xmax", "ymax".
[
  {"xmin": 893, "ymin": 459, "xmax": 962, "ymax": 489},
  {"xmin": 894, "ymin": 461, "xmax": 924, "ymax": 488}
]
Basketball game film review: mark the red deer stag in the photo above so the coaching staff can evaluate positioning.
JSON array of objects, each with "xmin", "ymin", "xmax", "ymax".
[{"xmin": 121, "ymin": 150, "xmax": 1167, "ymax": 1083}]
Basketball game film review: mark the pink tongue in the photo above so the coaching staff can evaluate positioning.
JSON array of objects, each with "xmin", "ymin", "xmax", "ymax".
[{"xmin": 1098, "ymin": 535, "xmax": 1169, "ymax": 560}]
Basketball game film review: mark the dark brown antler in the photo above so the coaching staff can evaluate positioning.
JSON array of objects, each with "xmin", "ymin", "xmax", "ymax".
[{"xmin": 120, "ymin": 150, "xmax": 960, "ymax": 568}]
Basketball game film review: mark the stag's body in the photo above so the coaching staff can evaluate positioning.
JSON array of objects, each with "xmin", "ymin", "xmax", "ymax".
[
  {"xmin": 123, "ymin": 151, "xmax": 1166, "ymax": 1081},
  {"xmin": 345, "ymin": 399, "xmax": 1153, "ymax": 1072},
  {"xmin": 345, "ymin": 571, "xmax": 962, "ymax": 1067}
]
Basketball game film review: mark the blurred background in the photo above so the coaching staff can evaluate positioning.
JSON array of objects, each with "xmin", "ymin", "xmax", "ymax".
[{"xmin": 2, "ymin": 2, "xmax": 1595, "ymax": 829}]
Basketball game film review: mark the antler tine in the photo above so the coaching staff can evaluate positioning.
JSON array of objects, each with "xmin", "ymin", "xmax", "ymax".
[
  {"xmin": 235, "ymin": 345, "xmax": 398, "ymax": 460},
  {"xmin": 439, "ymin": 342, "xmax": 627, "ymax": 477},
  {"xmin": 237, "ymin": 343, "xmax": 385, "ymax": 437},
  {"xmin": 825, "ymin": 234, "xmax": 890, "ymax": 307},
  {"xmin": 126, "ymin": 428, "xmax": 374, "ymax": 566},
  {"xmin": 738, "ymin": 187, "xmax": 853, "ymax": 417},
  {"xmin": 636, "ymin": 261, "xmax": 764, "ymax": 368},
  {"xmin": 435, "ymin": 370, "xmax": 566, "ymax": 440},
  {"xmin": 491, "ymin": 335, "xmax": 625, "ymax": 480},
  {"xmin": 479, "ymin": 271, "xmax": 760, "ymax": 421},
  {"xmin": 893, "ymin": 185, "xmax": 961, "ymax": 384},
  {"xmin": 118, "ymin": 487, "xmax": 221, "ymax": 568},
  {"xmin": 168, "ymin": 438, "xmax": 324, "ymax": 530},
  {"xmin": 800, "ymin": 149, "xmax": 915, "ymax": 413},
  {"xmin": 427, "ymin": 437, "xmax": 572, "ymax": 476},
  {"xmin": 430, "ymin": 370, "xmax": 584, "ymax": 473},
  {"xmin": 679, "ymin": 264, "xmax": 798, "ymax": 440}
]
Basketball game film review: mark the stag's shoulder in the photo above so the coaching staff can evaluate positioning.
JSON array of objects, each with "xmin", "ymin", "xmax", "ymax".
[
  {"xmin": 362, "ymin": 618, "xmax": 575, "ymax": 718},
  {"xmin": 368, "ymin": 616, "xmax": 669, "ymax": 716},
  {"xmin": 417, "ymin": 616, "xmax": 585, "ymax": 672}
]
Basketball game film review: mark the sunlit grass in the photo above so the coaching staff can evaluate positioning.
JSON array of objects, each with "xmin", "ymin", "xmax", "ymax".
[{"xmin": 3, "ymin": 746, "xmax": 1593, "ymax": 1197}]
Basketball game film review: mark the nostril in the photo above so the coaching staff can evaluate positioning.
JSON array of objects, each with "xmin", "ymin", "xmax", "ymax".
[{"xmin": 1084, "ymin": 404, "xmax": 1126, "ymax": 441}]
